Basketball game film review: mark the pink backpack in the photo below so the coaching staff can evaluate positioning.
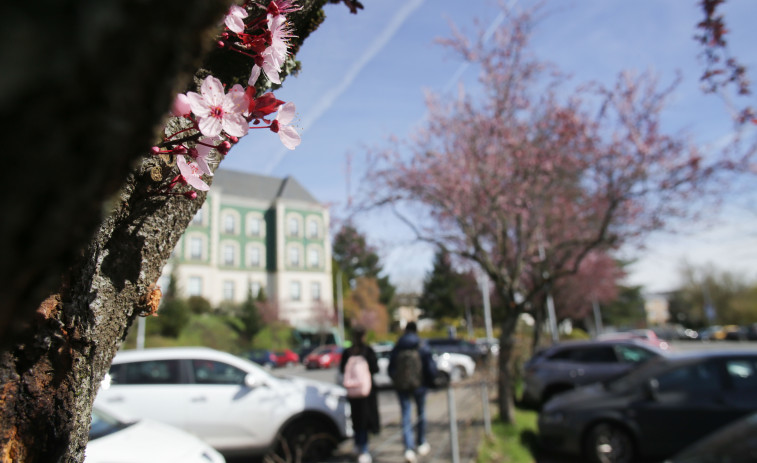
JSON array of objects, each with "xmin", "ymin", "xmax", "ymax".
[{"xmin": 343, "ymin": 354, "xmax": 372, "ymax": 398}]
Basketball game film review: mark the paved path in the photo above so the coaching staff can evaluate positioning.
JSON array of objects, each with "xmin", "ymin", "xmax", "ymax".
[{"xmin": 325, "ymin": 379, "xmax": 492, "ymax": 463}]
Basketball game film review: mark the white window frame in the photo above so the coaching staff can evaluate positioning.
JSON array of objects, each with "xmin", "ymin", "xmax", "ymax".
[
  {"xmin": 223, "ymin": 280, "xmax": 235, "ymax": 301},
  {"xmin": 247, "ymin": 245, "xmax": 261, "ymax": 268},
  {"xmin": 188, "ymin": 276, "xmax": 203, "ymax": 296},
  {"xmin": 290, "ymin": 281, "xmax": 301, "ymax": 301}
]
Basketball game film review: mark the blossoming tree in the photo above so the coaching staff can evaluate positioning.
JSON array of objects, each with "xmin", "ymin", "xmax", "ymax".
[
  {"xmin": 0, "ymin": 1, "xmax": 357, "ymax": 461},
  {"xmin": 358, "ymin": 6, "xmax": 731, "ymax": 423}
]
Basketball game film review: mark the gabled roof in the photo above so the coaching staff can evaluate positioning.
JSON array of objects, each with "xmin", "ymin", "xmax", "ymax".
[{"xmin": 212, "ymin": 169, "xmax": 319, "ymax": 205}]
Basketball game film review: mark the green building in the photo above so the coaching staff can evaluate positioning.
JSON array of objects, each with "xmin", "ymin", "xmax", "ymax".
[{"xmin": 163, "ymin": 169, "xmax": 334, "ymax": 327}]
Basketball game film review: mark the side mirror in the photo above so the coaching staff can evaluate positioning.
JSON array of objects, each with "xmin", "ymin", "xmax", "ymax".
[
  {"xmin": 645, "ymin": 378, "xmax": 660, "ymax": 401},
  {"xmin": 244, "ymin": 373, "xmax": 265, "ymax": 388}
]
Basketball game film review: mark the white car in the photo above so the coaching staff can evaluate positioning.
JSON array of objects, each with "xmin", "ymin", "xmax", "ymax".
[
  {"xmin": 95, "ymin": 347, "xmax": 351, "ymax": 461},
  {"xmin": 86, "ymin": 405, "xmax": 226, "ymax": 463},
  {"xmin": 371, "ymin": 344, "xmax": 476, "ymax": 388}
]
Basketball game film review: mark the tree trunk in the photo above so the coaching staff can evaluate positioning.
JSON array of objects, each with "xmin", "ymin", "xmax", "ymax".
[
  {"xmin": 0, "ymin": 1, "xmax": 332, "ymax": 461},
  {"xmin": 496, "ymin": 314, "xmax": 520, "ymax": 424}
]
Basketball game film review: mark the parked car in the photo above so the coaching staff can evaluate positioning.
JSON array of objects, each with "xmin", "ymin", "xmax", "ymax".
[
  {"xmin": 597, "ymin": 329, "xmax": 671, "ymax": 350},
  {"xmin": 665, "ymin": 411, "xmax": 757, "ymax": 463},
  {"xmin": 427, "ymin": 338, "xmax": 482, "ymax": 361},
  {"xmin": 521, "ymin": 339, "xmax": 666, "ymax": 408},
  {"xmin": 539, "ymin": 350, "xmax": 757, "ymax": 463},
  {"xmin": 242, "ymin": 349, "xmax": 276, "ymax": 370},
  {"xmin": 95, "ymin": 347, "xmax": 351, "ymax": 461},
  {"xmin": 86, "ymin": 405, "xmax": 226, "ymax": 463},
  {"xmin": 371, "ymin": 343, "xmax": 475, "ymax": 389},
  {"xmin": 273, "ymin": 349, "xmax": 300, "ymax": 368},
  {"xmin": 303, "ymin": 344, "xmax": 343, "ymax": 369}
]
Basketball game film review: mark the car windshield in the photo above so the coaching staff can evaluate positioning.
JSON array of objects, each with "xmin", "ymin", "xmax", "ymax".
[{"xmin": 89, "ymin": 408, "xmax": 131, "ymax": 440}]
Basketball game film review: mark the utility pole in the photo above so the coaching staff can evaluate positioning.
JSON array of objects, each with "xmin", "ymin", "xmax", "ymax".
[
  {"xmin": 336, "ymin": 269, "xmax": 345, "ymax": 345},
  {"xmin": 538, "ymin": 240, "xmax": 559, "ymax": 343}
]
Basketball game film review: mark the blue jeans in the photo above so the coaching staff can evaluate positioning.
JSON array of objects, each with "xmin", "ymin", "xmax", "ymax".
[
  {"xmin": 397, "ymin": 388, "xmax": 427, "ymax": 451},
  {"xmin": 354, "ymin": 428, "xmax": 368, "ymax": 454}
]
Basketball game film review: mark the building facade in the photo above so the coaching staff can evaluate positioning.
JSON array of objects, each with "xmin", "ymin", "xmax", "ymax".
[{"xmin": 161, "ymin": 169, "xmax": 334, "ymax": 327}]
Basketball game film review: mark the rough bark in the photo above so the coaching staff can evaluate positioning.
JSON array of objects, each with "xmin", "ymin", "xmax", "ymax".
[
  {"xmin": 496, "ymin": 311, "xmax": 519, "ymax": 424},
  {"xmin": 0, "ymin": 0, "xmax": 332, "ymax": 461}
]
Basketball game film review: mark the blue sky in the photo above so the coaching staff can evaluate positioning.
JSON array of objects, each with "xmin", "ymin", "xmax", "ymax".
[{"xmin": 222, "ymin": 0, "xmax": 757, "ymax": 294}]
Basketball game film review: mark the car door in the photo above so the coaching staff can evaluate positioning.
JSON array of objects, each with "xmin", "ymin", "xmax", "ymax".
[
  {"xmin": 96, "ymin": 359, "xmax": 188, "ymax": 429},
  {"xmin": 183, "ymin": 358, "xmax": 281, "ymax": 450},
  {"xmin": 632, "ymin": 360, "xmax": 726, "ymax": 457},
  {"xmin": 719, "ymin": 357, "xmax": 757, "ymax": 424}
]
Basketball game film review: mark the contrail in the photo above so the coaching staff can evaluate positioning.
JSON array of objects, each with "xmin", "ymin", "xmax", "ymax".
[{"xmin": 263, "ymin": 0, "xmax": 426, "ymax": 174}]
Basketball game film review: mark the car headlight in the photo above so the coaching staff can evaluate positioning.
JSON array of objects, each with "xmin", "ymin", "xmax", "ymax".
[{"xmin": 540, "ymin": 412, "xmax": 565, "ymax": 425}]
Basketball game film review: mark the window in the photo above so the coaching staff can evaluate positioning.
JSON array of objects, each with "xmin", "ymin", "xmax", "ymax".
[
  {"xmin": 307, "ymin": 219, "xmax": 319, "ymax": 238},
  {"xmin": 248, "ymin": 247, "xmax": 261, "ymax": 267},
  {"xmin": 288, "ymin": 217, "xmax": 299, "ymax": 237},
  {"xmin": 615, "ymin": 345, "xmax": 657, "ymax": 364},
  {"xmin": 656, "ymin": 362, "xmax": 720, "ymax": 393},
  {"xmin": 118, "ymin": 360, "xmax": 182, "ymax": 385},
  {"xmin": 223, "ymin": 214, "xmax": 236, "ymax": 234},
  {"xmin": 308, "ymin": 248, "xmax": 320, "ymax": 268},
  {"xmin": 726, "ymin": 359, "xmax": 757, "ymax": 391},
  {"xmin": 289, "ymin": 246, "xmax": 300, "ymax": 267},
  {"xmin": 223, "ymin": 244, "xmax": 235, "ymax": 266},
  {"xmin": 191, "ymin": 209, "xmax": 204, "ymax": 226},
  {"xmin": 191, "ymin": 360, "xmax": 246, "ymax": 385},
  {"xmin": 250, "ymin": 281, "xmax": 261, "ymax": 298},
  {"xmin": 247, "ymin": 217, "xmax": 261, "ymax": 236},
  {"xmin": 311, "ymin": 282, "xmax": 321, "ymax": 301},
  {"xmin": 290, "ymin": 281, "xmax": 301, "ymax": 301},
  {"xmin": 223, "ymin": 281, "xmax": 235, "ymax": 301},
  {"xmin": 189, "ymin": 237, "xmax": 203, "ymax": 260},
  {"xmin": 188, "ymin": 276, "xmax": 202, "ymax": 296}
]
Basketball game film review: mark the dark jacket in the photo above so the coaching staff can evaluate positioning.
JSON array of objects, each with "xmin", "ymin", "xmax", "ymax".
[
  {"xmin": 388, "ymin": 332, "xmax": 438, "ymax": 389},
  {"xmin": 339, "ymin": 344, "xmax": 381, "ymax": 434}
]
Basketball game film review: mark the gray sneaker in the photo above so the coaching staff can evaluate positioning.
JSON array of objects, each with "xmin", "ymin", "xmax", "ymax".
[
  {"xmin": 404, "ymin": 449, "xmax": 417, "ymax": 463},
  {"xmin": 418, "ymin": 442, "xmax": 430, "ymax": 456}
]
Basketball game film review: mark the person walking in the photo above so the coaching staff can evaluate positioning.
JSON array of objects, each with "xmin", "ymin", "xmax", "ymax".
[
  {"xmin": 339, "ymin": 326, "xmax": 380, "ymax": 463},
  {"xmin": 389, "ymin": 321, "xmax": 438, "ymax": 463}
]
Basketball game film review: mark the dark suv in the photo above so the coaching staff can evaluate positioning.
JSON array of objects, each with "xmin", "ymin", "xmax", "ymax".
[{"xmin": 521, "ymin": 339, "xmax": 666, "ymax": 408}]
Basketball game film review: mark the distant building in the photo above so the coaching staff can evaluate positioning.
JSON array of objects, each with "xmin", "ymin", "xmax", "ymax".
[
  {"xmin": 161, "ymin": 169, "xmax": 334, "ymax": 327},
  {"xmin": 644, "ymin": 293, "xmax": 670, "ymax": 325}
]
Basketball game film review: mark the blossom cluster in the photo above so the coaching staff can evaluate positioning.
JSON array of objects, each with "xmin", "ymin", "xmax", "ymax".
[{"xmin": 153, "ymin": 0, "xmax": 301, "ymax": 197}]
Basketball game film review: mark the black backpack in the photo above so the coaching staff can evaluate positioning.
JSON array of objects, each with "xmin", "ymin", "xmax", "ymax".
[{"xmin": 391, "ymin": 348, "xmax": 423, "ymax": 391}]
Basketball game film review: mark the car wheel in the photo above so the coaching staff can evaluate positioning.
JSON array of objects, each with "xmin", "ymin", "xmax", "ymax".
[
  {"xmin": 584, "ymin": 422, "xmax": 634, "ymax": 463},
  {"xmin": 266, "ymin": 417, "xmax": 339, "ymax": 463}
]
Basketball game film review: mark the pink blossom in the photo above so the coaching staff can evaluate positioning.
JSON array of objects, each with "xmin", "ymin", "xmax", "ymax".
[
  {"xmin": 250, "ymin": 14, "xmax": 294, "ymax": 85},
  {"xmin": 177, "ymin": 155, "xmax": 210, "ymax": 191},
  {"xmin": 172, "ymin": 94, "xmax": 191, "ymax": 117},
  {"xmin": 186, "ymin": 76, "xmax": 249, "ymax": 138},
  {"xmin": 270, "ymin": 102, "xmax": 300, "ymax": 150},
  {"xmin": 225, "ymin": 5, "xmax": 248, "ymax": 34}
]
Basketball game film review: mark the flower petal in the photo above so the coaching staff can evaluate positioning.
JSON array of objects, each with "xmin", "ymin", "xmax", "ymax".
[
  {"xmin": 172, "ymin": 94, "xmax": 191, "ymax": 117},
  {"xmin": 278, "ymin": 125, "xmax": 301, "ymax": 150},
  {"xmin": 248, "ymin": 65, "xmax": 261, "ymax": 86},
  {"xmin": 201, "ymin": 76, "xmax": 225, "ymax": 106},
  {"xmin": 222, "ymin": 113, "xmax": 249, "ymax": 137},
  {"xmin": 277, "ymin": 102, "xmax": 296, "ymax": 125},
  {"xmin": 198, "ymin": 115, "xmax": 222, "ymax": 138},
  {"xmin": 187, "ymin": 92, "xmax": 210, "ymax": 118},
  {"xmin": 177, "ymin": 156, "xmax": 210, "ymax": 191}
]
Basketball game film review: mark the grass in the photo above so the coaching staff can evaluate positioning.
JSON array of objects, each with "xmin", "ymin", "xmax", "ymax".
[{"xmin": 477, "ymin": 407, "xmax": 542, "ymax": 463}]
